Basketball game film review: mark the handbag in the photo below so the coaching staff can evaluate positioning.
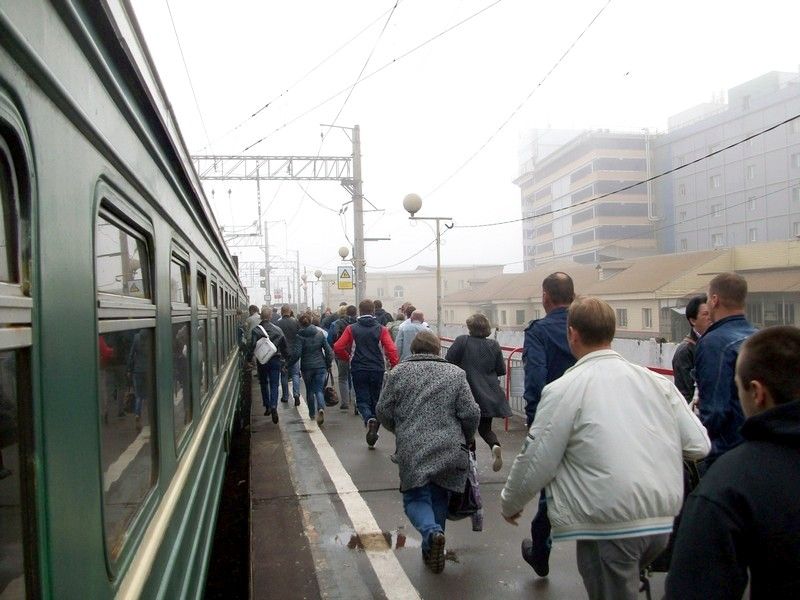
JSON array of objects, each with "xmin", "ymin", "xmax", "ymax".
[
  {"xmin": 254, "ymin": 325, "xmax": 278, "ymax": 365},
  {"xmin": 324, "ymin": 369, "xmax": 339, "ymax": 406},
  {"xmin": 448, "ymin": 447, "xmax": 482, "ymax": 521}
]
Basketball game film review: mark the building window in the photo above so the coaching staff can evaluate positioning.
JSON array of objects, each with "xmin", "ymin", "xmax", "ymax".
[
  {"xmin": 500, "ymin": 310, "xmax": 507, "ymax": 325},
  {"xmin": 712, "ymin": 233, "xmax": 724, "ymax": 248},
  {"xmin": 680, "ymin": 238, "xmax": 688, "ymax": 251},
  {"xmin": 746, "ymin": 165, "xmax": 755, "ymax": 180},
  {"xmin": 709, "ymin": 175, "xmax": 721, "ymax": 189},
  {"xmin": 642, "ymin": 308, "xmax": 652, "ymax": 329},
  {"xmin": 678, "ymin": 183, "xmax": 686, "ymax": 197},
  {"xmin": 792, "ymin": 118, "xmax": 800, "ymax": 134},
  {"xmin": 792, "ymin": 153, "xmax": 800, "ymax": 169},
  {"xmin": 393, "ymin": 285, "xmax": 404, "ymax": 298},
  {"xmin": 515, "ymin": 309, "xmax": 526, "ymax": 325},
  {"xmin": 794, "ymin": 222, "xmax": 800, "ymax": 237},
  {"xmin": 376, "ymin": 287, "xmax": 384, "ymax": 297},
  {"xmin": 616, "ymin": 308, "xmax": 628, "ymax": 328},
  {"xmin": 534, "ymin": 309, "xmax": 541, "ymax": 319},
  {"xmin": 748, "ymin": 197, "xmax": 757, "ymax": 211},
  {"xmin": 749, "ymin": 228, "xmax": 757, "ymax": 243},
  {"xmin": 711, "ymin": 203, "xmax": 722, "ymax": 217},
  {"xmin": 793, "ymin": 187, "xmax": 800, "ymax": 203},
  {"xmin": 679, "ymin": 211, "xmax": 687, "ymax": 222}
]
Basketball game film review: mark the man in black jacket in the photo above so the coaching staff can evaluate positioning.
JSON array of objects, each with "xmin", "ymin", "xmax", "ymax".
[
  {"xmin": 671, "ymin": 294, "xmax": 711, "ymax": 402},
  {"xmin": 666, "ymin": 325, "xmax": 800, "ymax": 599},
  {"xmin": 251, "ymin": 309, "xmax": 290, "ymax": 424},
  {"xmin": 276, "ymin": 304, "xmax": 301, "ymax": 406}
]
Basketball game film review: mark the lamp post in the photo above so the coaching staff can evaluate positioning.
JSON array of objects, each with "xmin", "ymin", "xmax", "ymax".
[
  {"xmin": 403, "ymin": 193, "xmax": 452, "ymax": 334},
  {"xmin": 313, "ymin": 269, "xmax": 322, "ymax": 312}
]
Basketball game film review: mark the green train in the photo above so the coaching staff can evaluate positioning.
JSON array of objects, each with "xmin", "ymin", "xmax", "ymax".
[{"xmin": 0, "ymin": 1, "xmax": 247, "ymax": 597}]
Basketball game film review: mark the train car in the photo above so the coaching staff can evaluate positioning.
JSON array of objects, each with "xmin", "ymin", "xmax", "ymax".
[{"xmin": 0, "ymin": 1, "xmax": 248, "ymax": 597}]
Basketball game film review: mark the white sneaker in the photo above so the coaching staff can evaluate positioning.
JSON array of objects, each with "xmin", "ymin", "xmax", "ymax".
[
  {"xmin": 316, "ymin": 409, "xmax": 324, "ymax": 426},
  {"xmin": 492, "ymin": 445, "xmax": 502, "ymax": 472}
]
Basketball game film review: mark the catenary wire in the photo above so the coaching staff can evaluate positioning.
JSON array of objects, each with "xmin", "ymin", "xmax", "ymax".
[
  {"xmin": 426, "ymin": 0, "xmax": 612, "ymax": 199},
  {"xmin": 242, "ymin": 0, "xmax": 506, "ymax": 152},
  {"xmin": 454, "ymin": 112, "xmax": 800, "ymax": 229}
]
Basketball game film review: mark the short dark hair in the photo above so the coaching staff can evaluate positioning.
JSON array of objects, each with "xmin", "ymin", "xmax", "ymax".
[
  {"xmin": 374, "ymin": 299, "xmax": 383, "ymax": 309},
  {"xmin": 466, "ymin": 313, "xmax": 491, "ymax": 337},
  {"xmin": 359, "ymin": 299, "xmax": 375, "ymax": 315},
  {"xmin": 685, "ymin": 294, "xmax": 708, "ymax": 323},
  {"xmin": 738, "ymin": 326, "xmax": 800, "ymax": 406},
  {"xmin": 543, "ymin": 272, "xmax": 575, "ymax": 305},
  {"xmin": 568, "ymin": 297, "xmax": 615, "ymax": 346},
  {"xmin": 404, "ymin": 304, "xmax": 416, "ymax": 319},
  {"xmin": 346, "ymin": 304, "xmax": 357, "ymax": 317},
  {"xmin": 249, "ymin": 305, "xmax": 258, "ymax": 314},
  {"xmin": 281, "ymin": 304, "xmax": 292, "ymax": 316},
  {"xmin": 298, "ymin": 313, "xmax": 312, "ymax": 327},
  {"xmin": 410, "ymin": 330, "xmax": 440, "ymax": 355},
  {"xmin": 709, "ymin": 272, "xmax": 747, "ymax": 310}
]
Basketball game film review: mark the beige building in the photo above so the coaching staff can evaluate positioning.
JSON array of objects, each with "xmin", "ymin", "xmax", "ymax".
[
  {"xmin": 320, "ymin": 264, "xmax": 504, "ymax": 326},
  {"xmin": 443, "ymin": 240, "xmax": 800, "ymax": 341}
]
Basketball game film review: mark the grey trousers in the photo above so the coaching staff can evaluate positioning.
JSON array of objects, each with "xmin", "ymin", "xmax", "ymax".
[
  {"xmin": 576, "ymin": 533, "xmax": 669, "ymax": 600},
  {"xmin": 335, "ymin": 358, "xmax": 352, "ymax": 407}
]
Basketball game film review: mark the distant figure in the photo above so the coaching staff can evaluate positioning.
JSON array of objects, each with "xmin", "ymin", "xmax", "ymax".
[
  {"xmin": 672, "ymin": 294, "xmax": 711, "ymax": 402},
  {"xmin": 445, "ymin": 313, "xmax": 511, "ymax": 471},
  {"xmin": 502, "ymin": 297, "xmax": 709, "ymax": 600},
  {"xmin": 695, "ymin": 272, "xmax": 757, "ymax": 469},
  {"xmin": 395, "ymin": 311, "xmax": 428, "ymax": 361},
  {"xmin": 251, "ymin": 308, "xmax": 289, "ymax": 424},
  {"xmin": 387, "ymin": 312, "xmax": 405, "ymax": 341},
  {"xmin": 520, "ymin": 272, "xmax": 578, "ymax": 576},
  {"xmin": 245, "ymin": 305, "xmax": 260, "ymax": 344},
  {"xmin": 127, "ymin": 329, "xmax": 154, "ymax": 432},
  {"xmin": 289, "ymin": 313, "xmax": 333, "ymax": 426},
  {"xmin": 377, "ymin": 330, "xmax": 480, "ymax": 574},
  {"xmin": 328, "ymin": 305, "xmax": 357, "ymax": 411},
  {"xmin": 374, "ymin": 299, "xmax": 393, "ymax": 326},
  {"xmin": 276, "ymin": 304, "xmax": 301, "ymax": 406},
  {"xmin": 270, "ymin": 307, "xmax": 280, "ymax": 324},
  {"xmin": 666, "ymin": 325, "xmax": 800, "ymax": 599},
  {"xmin": 320, "ymin": 307, "xmax": 336, "ymax": 331},
  {"xmin": 334, "ymin": 299, "xmax": 399, "ymax": 447}
]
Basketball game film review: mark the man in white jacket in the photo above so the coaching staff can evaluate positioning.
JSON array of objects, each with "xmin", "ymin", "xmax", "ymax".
[{"xmin": 501, "ymin": 297, "xmax": 710, "ymax": 600}]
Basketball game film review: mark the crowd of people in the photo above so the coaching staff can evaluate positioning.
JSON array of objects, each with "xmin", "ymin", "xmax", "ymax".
[{"xmin": 241, "ymin": 271, "xmax": 799, "ymax": 598}]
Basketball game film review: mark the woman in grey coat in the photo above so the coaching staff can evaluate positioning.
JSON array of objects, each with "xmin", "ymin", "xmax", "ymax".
[
  {"xmin": 445, "ymin": 313, "xmax": 511, "ymax": 472},
  {"xmin": 376, "ymin": 331, "xmax": 480, "ymax": 574}
]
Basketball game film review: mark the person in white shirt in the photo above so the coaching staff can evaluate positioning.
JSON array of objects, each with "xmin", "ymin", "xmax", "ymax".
[{"xmin": 500, "ymin": 297, "xmax": 710, "ymax": 600}]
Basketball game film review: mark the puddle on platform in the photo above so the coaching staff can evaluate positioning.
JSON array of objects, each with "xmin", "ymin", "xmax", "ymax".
[{"xmin": 332, "ymin": 528, "xmax": 418, "ymax": 551}]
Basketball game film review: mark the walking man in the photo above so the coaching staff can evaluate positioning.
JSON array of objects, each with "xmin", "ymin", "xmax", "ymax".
[
  {"xmin": 666, "ymin": 325, "xmax": 800, "ymax": 598},
  {"xmin": 672, "ymin": 294, "xmax": 712, "ymax": 402},
  {"xmin": 501, "ymin": 297, "xmax": 710, "ymax": 600},
  {"xmin": 695, "ymin": 272, "xmax": 757, "ymax": 470},
  {"xmin": 334, "ymin": 299, "xmax": 399, "ymax": 447},
  {"xmin": 276, "ymin": 304, "xmax": 301, "ymax": 406},
  {"xmin": 520, "ymin": 272, "xmax": 577, "ymax": 575},
  {"xmin": 329, "ymin": 304, "xmax": 357, "ymax": 411},
  {"xmin": 395, "ymin": 310, "xmax": 428, "ymax": 361}
]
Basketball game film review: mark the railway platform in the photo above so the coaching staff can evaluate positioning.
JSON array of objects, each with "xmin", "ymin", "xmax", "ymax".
[{"xmin": 247, "ymin": 376, "xmax": 668, "ymax": 599}]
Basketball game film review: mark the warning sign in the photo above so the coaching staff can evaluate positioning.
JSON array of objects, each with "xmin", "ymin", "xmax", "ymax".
[{"xmin": 337, "ymin": 266, "xmax": 353, "ymax": 290}]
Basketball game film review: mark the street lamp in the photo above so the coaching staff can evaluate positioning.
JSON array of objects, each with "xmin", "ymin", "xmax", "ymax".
[
  {"xmin": 313, "ymin": 269, "xmax": 322, "ymax": 311},
  {"xmin": 402, "ymin": 193, "xmax": 452, "ymax": 334}
]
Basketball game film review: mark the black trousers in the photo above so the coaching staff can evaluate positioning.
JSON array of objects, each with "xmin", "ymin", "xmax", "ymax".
[{"xmin": 477, "ymin": 417, "xmax": 499, "ymax": 448}]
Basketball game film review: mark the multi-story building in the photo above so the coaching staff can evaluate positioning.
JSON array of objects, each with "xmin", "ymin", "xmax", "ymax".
[
  {"xmin": 653, "ymin": 71, "xmax": 800, "ymax": 253},
  {"xmin": 515, "ymin": 130, "xmax": 659, "ymax": 270}
]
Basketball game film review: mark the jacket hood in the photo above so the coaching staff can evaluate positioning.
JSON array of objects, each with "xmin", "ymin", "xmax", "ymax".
[
  {"xmin": 356, "ymin": 315, "xmax": 379, "ymax": 327},
  {"xmin": 741, "ymin": 399, "xmax": 800, "ymax": 447}
]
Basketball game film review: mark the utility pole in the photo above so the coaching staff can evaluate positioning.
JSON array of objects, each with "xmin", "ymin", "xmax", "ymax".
[
  {"xmin": 352, "ymin": 124, "xmax": 365, "ymax": 306},
  {"xmin": 263, "ymin": 220, "xmax": 271, "ymax": 305},
  {"xmin": 295, "ymin": 251, "xmax": 301, "ymax": 311}
]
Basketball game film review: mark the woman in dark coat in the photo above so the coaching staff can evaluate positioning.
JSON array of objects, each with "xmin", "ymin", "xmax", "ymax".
[
  {"xmin": 376, "ymin": 331, "xmax": 480, "ymax": 574},
  {"xmin": 288, "ymin": 312, "xmax": 333, "ymax": 425},
  {"xmin": 445, "ymin": 313, "xmax": 511, "ymax": 472}
]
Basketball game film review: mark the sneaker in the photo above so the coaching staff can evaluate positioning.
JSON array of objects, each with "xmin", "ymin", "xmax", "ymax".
[
  {"xmin": 522, "ymin": 537, "xmax": 550, "ymax": 577},
  {"xmin": 316, "ymin": 409, "xmax": 324, "ymax": 426},
  {"xmin": 366, "ymin": 418, "xmax": 380, "ymax": 447},
  {"xmin": 264, "ymin": 407, "xmax": 270, "ymax": 416},
  {"xmin": 423, "ymin": 532, "xmax": 446, "ymax": 574},
  {"xmin": 271, "ymin": 408, "xmax": 279, "ymax": 424},
  {"xmin": 294, "ymin": 395, "xmax": 301, "ymax": 407},
  {"xmin": 492, "ymin": 445, "xmax": 503, "ymax": 472},
  {"xmin": 280, "ymin": 396, "xmax": 289, "ymax": 403}
]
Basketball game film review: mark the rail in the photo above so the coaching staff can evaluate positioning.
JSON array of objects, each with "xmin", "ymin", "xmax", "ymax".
[{"xmin": 439, "ymin": 337, "xmax": 674, "ymax": 425}]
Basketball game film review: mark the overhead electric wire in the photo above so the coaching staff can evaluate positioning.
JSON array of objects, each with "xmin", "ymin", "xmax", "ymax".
[
  {"xmin": 370, "ymin": 227, "xmax": 454, "ymax": 270},
  {"xmin": 165, "ymin": 0, "xmax": 213, "ymax": 154},
  {"xmin": 243, "ymin": 0, "xmax": 507, "ymax": 152},
  {"xmin": 454, "ymin": 112, "xmax": 800, "ymax": 229},
  {"xmin": 426, "ymin": 0, "xmax": 612, "ymax": 199}
]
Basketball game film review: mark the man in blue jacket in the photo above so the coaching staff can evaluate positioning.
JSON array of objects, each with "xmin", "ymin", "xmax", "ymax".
[
  {"xmin": 695, "ymin": 272, "xmax": 757, "ymax": 471},
  {"xmin": 520, "ymin": 272, "xmax": 577, "ymax": 577}
]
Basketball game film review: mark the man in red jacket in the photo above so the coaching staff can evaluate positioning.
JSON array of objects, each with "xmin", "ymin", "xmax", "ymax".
[{"xmin": 334, "ymin": 299, "xmax": 399, "ymax": 447}]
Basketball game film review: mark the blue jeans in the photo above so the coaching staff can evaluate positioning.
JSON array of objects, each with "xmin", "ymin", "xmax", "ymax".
[
  {"xmin": 304, "ymin": 368, "xmax": 326, "ymax": 417},
  {"xmin": 402, "ymin": 483, "xmax": 450, "ymax": 552},
  {"xmin": 352, "ymin": 369, "xmax": 384, "ymax": 424},
  {"xmin": 281, "ymin": 361, "xmax": 301, "ymax": 400},
  {"xmin": 257, "ymin": 358, "xmax": 282, "ymax": 411}
]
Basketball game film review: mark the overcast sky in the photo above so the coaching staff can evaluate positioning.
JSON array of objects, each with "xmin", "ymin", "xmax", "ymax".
[{"xmin": 130, "ymin": 0, "xmax": 799, "ymax": 301}]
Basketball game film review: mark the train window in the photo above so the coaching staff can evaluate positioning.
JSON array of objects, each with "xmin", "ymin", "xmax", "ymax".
[
  {"xmin": 196, "ymin": 272, "xmax": 207, "ymax": 306},
  {"xmin": 197, "ymin": 270, "xmax": 208, "ymax": 399},
  {"xmin": 95, "ymin": 208, "xmax": 158, "ymax": 564},
  {"xmin": 209, "ymin": 279, "xmax": 218, "ymax": 381},
  {"xmin": 170, "ymin": 258, "xmax": 189, "ymax": 304},
  {"xmin": 171, "ymin": 321, "xmax": 192, "ymax": 444},
  {"xmin": 96, "ymin": 215, "xmax": 151, "ymax": 299},
  {"xmin": 0, "ymin": 157, "xmax": 17, "ymax": 282}
]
